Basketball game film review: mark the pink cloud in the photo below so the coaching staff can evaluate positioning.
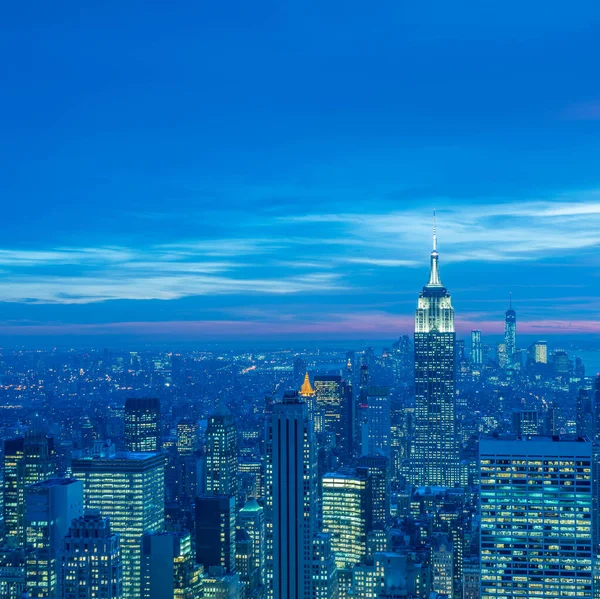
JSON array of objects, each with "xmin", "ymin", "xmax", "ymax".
[{"xmin": 0, "ymin": 313, "xmax": 599, "ymax": 339}]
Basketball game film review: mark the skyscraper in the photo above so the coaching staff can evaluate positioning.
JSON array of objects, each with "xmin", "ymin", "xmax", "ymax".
[
  {"xmin": 25, "ymin": 478, "xmax": 84, "ymax": 599},
  {"xmin": 195, "ymin": 495, "xmax": 236, "ymax": 574},
  {"xmin": 58, "ymin": 510, "xmax": 123, "ymax": 599},
  {"xmin": 365, "ymin": 386, "xmax": 390, "ymax": 457},
  {"xmin": 470, "ymin": 330, "xmax": 483, "ymax": 366},
  {"xmin": 205, "ymin": 405, "xmax": 238, "ymax": 503},
  {"xmin": 238, "ymin": 498, "xmax": 265, "ymax": 587},
  {"xmin": 142, "ymin": 531, "xmax": 202, "ymax": 599},
  {"xmin": 313, "ymin": 375, "xmax": 353, "ymax": 457},
  {"xmin": 480, "ymin": 435, "xmax": 593, "ymax": 598},
  {"xmin": 504, "ymin": 295, "xmax": 517, "ymax": 368},
  {"xmin": 3, "ymin": 433, "xmax": 56, "ymax": 547},
  {"xmin": 124, "ymin": 397, "xmax": 161, "ymax": 453},
  {"xmin": 266, "ymin": 391, "xmax": 317, "ymax": 599},
  {"xmin": 411, "ymin": 220, "xmax": 459, "ymax": 487},
  {"xmin": 322, "ymin": 471, "xmax": 370, "ymax": 573},
  {"xmin": 72, "ymin": 444, "xmax": 165, "ymax": 599}
]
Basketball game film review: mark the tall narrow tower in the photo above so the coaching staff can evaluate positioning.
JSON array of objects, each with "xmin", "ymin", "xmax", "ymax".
[
  {"xmin": 266, "ymin": 391, "xmax": 317, "ymax": 599},
  {"xmin": 411, "ymin": 214, "xmax": 459, "ymax": 487},
  {"xmin": 504, "ymin": 294, "xmax": 517, "ymax": 369}
]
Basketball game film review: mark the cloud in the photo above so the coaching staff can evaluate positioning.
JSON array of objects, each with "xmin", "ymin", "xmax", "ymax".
[{"xmin": 563, "ymin": 101, "xmax": 600, "ymax": 121}]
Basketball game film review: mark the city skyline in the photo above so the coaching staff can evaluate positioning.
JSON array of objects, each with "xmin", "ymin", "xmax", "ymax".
[{"xmin": 1, "ymin": 3, "xmax": 600, "ymax": 342}]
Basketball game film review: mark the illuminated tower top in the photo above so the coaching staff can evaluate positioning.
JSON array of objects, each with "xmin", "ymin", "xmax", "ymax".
[
  {"xmin": 415, "ymin": 212, "xmax": 454, "ymax": 333},
  {"xmin": 505, "ymin": 293, "xmax": 517, "ymax": 366},
  {"xmin": 299, "ymin": 372, "xmax": 314, "ymax": 397}
]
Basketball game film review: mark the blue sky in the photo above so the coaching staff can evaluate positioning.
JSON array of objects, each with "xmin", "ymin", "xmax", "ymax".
[{"xmin": 1, "ymin": 1, "xmax": 600, "ymax": 343}]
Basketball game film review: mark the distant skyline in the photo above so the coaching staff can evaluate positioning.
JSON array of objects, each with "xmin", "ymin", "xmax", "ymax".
[{"xmin": 1, "ymin": 2, "xmax": 600, "ymax": 342}]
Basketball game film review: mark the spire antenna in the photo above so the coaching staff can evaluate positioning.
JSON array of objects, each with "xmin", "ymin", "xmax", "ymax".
[
  {"xmin": 509, "ymin": 291, "xmax": 512, "ymax": 310},
  {"xmin": 432, "ymin": 209, "xmax": 437, "ymax": 251}
]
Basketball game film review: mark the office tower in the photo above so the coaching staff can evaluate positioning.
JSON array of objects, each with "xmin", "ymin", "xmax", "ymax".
[
  {"xmin": 124, "ymin": 397, "xmax": 161, "ymax": 452},
  {"xmin": 195, "ymin": 495, "xmax": 236, "ymax": 573},
  {"xmin": 0, "ymin": 547, "xmax": 27, "ymax": 598},
  {"xmin": 391, "ymin": 335, "xmax": 413, "ymax": 381},
  {"xmin": 266, "ymin": 391, "xmax": 317, "ymax": 599},
  {"xmin": 412, "ymin": 223, "xmax": 459, "ymax": 487},
  {"xmin": 528, "ymin": 341, "xmax": 548, "ymax": 365},
  {"xmin": 366, "ymin": 386, "xmax": 390, "ymax": 457},
  {"xmin": 238, "ymin": 498, "xmax": 265, "ymax": 586},
  {"xmin": 235, "ymin": 530, "xmax": 256, "ymax": 592},
  {"xmin": 496, "ymin": 342, "xmax": 507, "ymax": 368},
  {"xmin": 205, "ymin": 406, "xmax": 238, "ymax": 502},
  {"xmin": 504, "ymin": 295, "xmax": 516, "ymax": 368},
  {"xmin": 313, "ymin": 375, "xmax": 353, "ymax": 457},
  {"xmin": 480, "ymin": 435, "xmax": 593, "ymax": 599},
  {"xmin": 430, "ymin": 533, "xmax": 454, "ymax": 597},
  {"xmin": 72, "ymin": 444, "xmax": 165, "ymax": 599},
  {"xmin": 511, "ymin": 409, "xmax": 539, "ymax": 435},
  {"xmin": 470, "ymin": 330, "xmax": 483, "ymax": 365},
  {"xmin": 202, "ymin": 569, "xmax": 242, "ymax": 599},
  {"xmin": 577, "ymin": 389, "xmax": 594, "ymax": 437},
  {"xmin": 58, "ymin": 510, "xmax": 123, "ymax": 599},
  {"xmin": 3, "ymin": 433, "xmax": 56, "ymax": 547},
  {"xmin": 311, "ymin": 534, "xmax": 339, "ymax": 599},
  {"xmin": 142, "ymin": 531, "xmax": 202, "ymax": 599},
  {"xmin": 25, "ymin": 478, "xmax": 83, "ymax": 598},
  {"xmin": 177, "ymin": 419, "xmax": 199, "ymax": 456},
  {"xmin": 322, "ymin": 471, "xmax": 370, "ymax": 575},
  {"xmin": 345, "ymin": 351, "xmax": 355, "ymax": 381},
  {"xmin": 357, "ymin": 454, "xmax": 390, "ymax": 527}
]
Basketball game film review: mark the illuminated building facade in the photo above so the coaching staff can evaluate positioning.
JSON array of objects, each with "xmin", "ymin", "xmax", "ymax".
[
  {"xmin": 124, "ymin": 397, "xmax": 161, "ymax": 453},
  {"xmin": 72, "ymin": 447, "xmax": 165, "ymax": 599},
  {"xmin": 471, "ymin": 330, "xmax": 483, "ymax": 366},
  {"xmin": 365, "ymin": 387, "xmax": 390, "ymax": 457},
  {"xmin": 311, "ymin": 534, "xmax": 338, "ymax": 599},
  {"xmin": 313, "ymin": 376, "xmax": 353, "ymax": 457},
  {"xmin": 205, "ymin": 406, "xmax": 238, "ymax": 503},
  {"xmin": 25, "ymin": 478, "xmax": 83, "ymax": 599},
  {"xmin": 322, "ymin": 471, "xmax": 370, "ymax": 572},
  {"xmin": 176, "ymin": 420, "xmax": 199, "ymax": 456},
  {"xmin": 266, "ymin": 391, "xmax": 317, "ymax": 599},
  {"xmin": 504, "ymin": 296, "xmax": 517, "ymax": 368},
  {"xmin": 141, "ymin": 531, "xmax": 202, "ymax": 599},
  {"xmin": 195, "ymin": 494, "xmax": 236, "ymax": 574},
  {"xmin": 3, "ymin": 434, "xmax": 56, "ymax": 547},
  {"xmin": 58, "ymin": 510, "xmax": 123, "ymax": 599},
  {"xmin": 411, "ymin": 223, "xmax": 459, "ymax": 487},
  {"xmin": 480, "ymin": 435, "xmax": 593, "ymax": 599},
  {"xmin": 238, "ymin": 498, "xmax": 265, "ymax": 586}
]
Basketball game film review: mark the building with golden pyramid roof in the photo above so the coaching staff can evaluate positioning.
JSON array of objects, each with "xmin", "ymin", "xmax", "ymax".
[{"xmin": 299, "ymin": 372, "xmax": 314, "ymax": 397}]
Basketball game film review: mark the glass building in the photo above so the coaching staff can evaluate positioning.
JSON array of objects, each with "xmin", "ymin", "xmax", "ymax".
[
  {"xmin": 205, "ymin": 405, "xmax": 238, "ymax": 503},
  {"xmin": 480, "ymin": 435, "xmax": 593, "ymax": 598},
  {"xmin": 124, "ymin": 397, "xmax": 161, "ymax": 453},
  {"xmin": 411, "ymin": 225, "xmax": 459, "ymax": 487},
  {"xmin": 72, "ymin": 445, "xmax": 165, "ymax": 599},
  {"xmin": 504, "ymin": 296, "xmax": 517, "ymax": 368},
  {"xmin": 471, "ymin": 330, "xmax": 483, "ymax": 366}
]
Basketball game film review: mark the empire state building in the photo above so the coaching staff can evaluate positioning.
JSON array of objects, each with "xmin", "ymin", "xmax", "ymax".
[{"xmin": 411, "ymin": 220, "xmax": 459, "ymax": 487}]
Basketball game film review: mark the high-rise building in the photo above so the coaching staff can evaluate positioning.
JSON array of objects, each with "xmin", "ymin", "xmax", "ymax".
[
  {"xmin": 470, "ymin": 330, "xmax": 483, "ymax": 366},
  {"xmin": 313, "ymin": 375, "xmax": 353, "ymax": 458},
  {"xmin": 411, "ymin": 222, "xmax": 459, "ymax": 487},
  {"xmin": 3, "ymin": 433, "xmax": 56, "ymax": 547},
  {"xmin": 58, "ymin": 510, "xmax": 123, "ymax": 599},
  {"xmin": 311, "ymin": 534, "xmax": 339, "ymax": 599},
  {"xmin": 236, "ymin": 529, "xmax": 259, "ymax": 593},
  {"xmin": 528, "ymin": 341, "xmax": 548, "ymax": 365},
  {"xmin": 0, "ymin": 547, "xmax": 27, "ymax": 599},
  {"xmin": 266, "ymin": 391, "xmax": 317, "ymax": 599},
  {"xmin": 430, "ymin": 533, "xmax": 454, "ymax": 597},
  {"xmin": 142, "ymin": 531, "xmax": 202, "ymax": 599},
  {"xmin": 299, "ymin": 372, "xmax": 316, "ymax": 416},
  {"xmin": 480, "ymin": 435, "xmax": 593, "ymax": 599},
  {"xmin": 511, "ymin": 409, "xmax": 539, "ymax": 435},
  {"xmin": 25, "ymin": 478, "xmax": 83, "ymax": 599},
  {"xmin": 577, "ymin": 388, "xmax": 594, "ymax": 438},
  {"xmin": 124, "ymin": 397, "xmax": 161, "ymax": 453},
  {"xmin": 357, "ymin": 454, "xmax": 390, "ymax": 527},
  {"xmin": 72, "ymin": 444, "xmax": 165, "ymax": 599},
  {"xmin": 365, "ymin": 387, "xmax": 390, "ymax": 457},
  {"xmin": 205, "ymin": 406, "xmax": 238, "ymax": 503},
  {"xmin": 594, "ymin": 374, "xmax": 600, "ymax": 442},
  {"xmin": 322, "ymin": 471, "xmax": 370, "ymax": 573},
  {"xmin": 177, "ymin": 419, "xmax": 199, "ymax": 456},
  {"xmin": 195, "ymin": 495, "xmax": 236, "ymax": 574},
  {"xmin": 238, "ymin": 498, "xmax": 265, "ymax": 587},
  {"xmin": 504, "ymin": 295, "xmax": 517, "ymax": 368}
]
